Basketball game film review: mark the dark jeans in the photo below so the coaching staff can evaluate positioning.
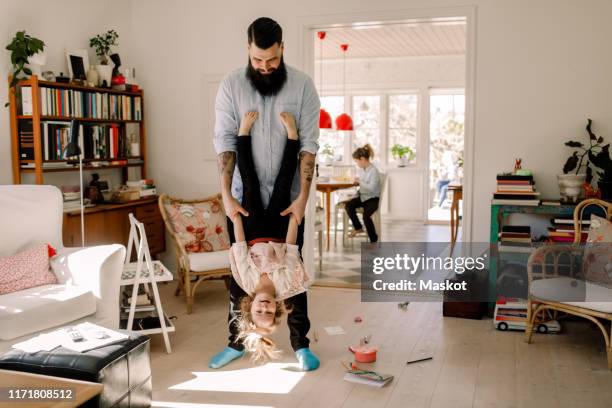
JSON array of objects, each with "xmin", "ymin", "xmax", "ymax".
[
  {"xmin": 226, "ymin": 136, "xmax": 310, "ymax": 352},
  {"xmin": 345, "ymin": 196, "xmax": 380, "ymax": 243}
]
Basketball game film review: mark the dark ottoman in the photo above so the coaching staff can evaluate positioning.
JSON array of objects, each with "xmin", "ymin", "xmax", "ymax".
[{"xmin": 0, "ymin": 334, "xmax": 151, "ymax": 408}]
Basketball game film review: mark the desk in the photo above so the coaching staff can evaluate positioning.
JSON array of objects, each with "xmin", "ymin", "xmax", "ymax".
[
  {"xmin": 316, "ymin": 179, "xmax": 359, "ymax": 250},
  {"xmin": 449, "ymin": 185, "xmax": 462, "ymax": 252},
  {"xmin": 0, "ymin": 369, "xmax": 103, "ymax": 408}
]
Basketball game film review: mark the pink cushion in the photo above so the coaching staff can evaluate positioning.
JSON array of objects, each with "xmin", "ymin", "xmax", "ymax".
[
  {"xmin": 0, "ymin": 244, "xmax": 58, "ymax": 295},
  {"xmin": 164, "ymin": 196, "xmax": 230, "ymax": 253},
  {"xmin": 583, "ymin": 215, "xmax": 612, "ymax": 288}
]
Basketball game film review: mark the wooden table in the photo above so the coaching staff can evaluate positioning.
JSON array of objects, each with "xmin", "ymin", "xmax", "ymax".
[
  {"xmin": 316, "ymin": 179, "xmax": 359, "ymax": 250},
  {"xmin": 449, "ymin": 184, "xmax": 462, "ymax": 253},
  {"xmin": 0, "ymin": 369, "xmax": 103, "ymax": 407}
]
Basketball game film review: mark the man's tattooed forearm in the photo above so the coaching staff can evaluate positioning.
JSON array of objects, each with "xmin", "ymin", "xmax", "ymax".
[
  {"xmin": 217, "ymin": 151, "xmax": 236, "ymax": 176},
  {"xmin": 299, "ymin": 151, "xmax": 315, "ymax": 183}
]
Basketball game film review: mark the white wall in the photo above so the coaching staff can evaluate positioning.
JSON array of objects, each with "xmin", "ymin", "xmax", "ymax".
[
  {"xmin": 0, "ymin": 0, "xmax": 133, "ymax": 186},
  {"xmin": 2, "ymin": 0, "xmax": 612, "ymax": 245}
]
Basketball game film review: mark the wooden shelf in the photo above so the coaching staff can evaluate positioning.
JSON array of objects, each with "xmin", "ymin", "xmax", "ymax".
[
  {"xmin": 9, "ymin": 74, "xmax": 147, "ymax": 184},
  {"xmin": 20, "ymin": 77, "xmax": 142, "ymax": 96},
  {"xmin": 20, "ymin": 163, "xmax": 144, "ymax": 173},
  {"xmin": 18, "ymin": 115, "xmax": 142, "ymax": 123}
]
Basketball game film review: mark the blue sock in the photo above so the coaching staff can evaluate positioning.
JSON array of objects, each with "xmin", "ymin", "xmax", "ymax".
[
  {"xmin": 295, "ymin": 348, "xmax": 320, "ymax": 371},
  {"xmin": 209, "ymin": 347, "xmax": 244, "ymax": 369}
]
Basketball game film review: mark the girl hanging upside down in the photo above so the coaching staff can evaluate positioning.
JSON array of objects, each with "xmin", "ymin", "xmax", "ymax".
[{"xmin": 223, "ymin": 110, "xmax": 312, "ymax": 365}]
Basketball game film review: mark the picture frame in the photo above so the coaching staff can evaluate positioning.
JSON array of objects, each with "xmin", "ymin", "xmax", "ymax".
[{"xmin": 65, "ymin": 49, "xmax": 89, "ymax": 80}]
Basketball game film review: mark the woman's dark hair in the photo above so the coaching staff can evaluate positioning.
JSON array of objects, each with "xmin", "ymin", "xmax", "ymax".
[
  {"xmin": 248, "ymin": 17, "xmax": 282, "ymax": 49},
  {"xmin": 353, "ymin": 144, "xmax": 374, "ymax": 160}
]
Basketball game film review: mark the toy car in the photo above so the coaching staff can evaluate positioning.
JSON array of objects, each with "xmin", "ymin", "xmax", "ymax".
[{"xmin": 494, "ymin": 297, "xmax": 561, "ymax": 334}]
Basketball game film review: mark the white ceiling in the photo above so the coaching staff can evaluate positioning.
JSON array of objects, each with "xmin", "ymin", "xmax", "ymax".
[{"xmin": 313, "ymin": 22, "xmax": 466, "ymax": 60}]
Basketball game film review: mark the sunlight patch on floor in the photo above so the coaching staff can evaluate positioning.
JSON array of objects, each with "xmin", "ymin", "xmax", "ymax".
[{"xmin": 168, "ymin": 363, "xmax": 305, "ymax": 394}]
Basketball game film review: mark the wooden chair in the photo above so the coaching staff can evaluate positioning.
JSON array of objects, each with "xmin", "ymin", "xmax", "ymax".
[
  {"xmin": 159, "ymin": 194, "xmax": 231, "ymax": 314},
  {"xmin": 525, "ymin": 198, "xmax": 612, "ymax": 369}
]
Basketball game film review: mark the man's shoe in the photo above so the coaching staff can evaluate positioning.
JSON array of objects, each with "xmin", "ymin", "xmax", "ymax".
[
  {"xmin": 295, "ymin": 348, "xmax": 320, "ymax": 371},
  {"xmin": 209, "ymin": 347, "xmax": 245, "ymax": 369}
]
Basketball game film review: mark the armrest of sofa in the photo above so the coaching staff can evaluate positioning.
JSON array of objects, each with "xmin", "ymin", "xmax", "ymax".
[{"xmin": 50, "ymin": 245, "xmax": 126, "ymax": 329}]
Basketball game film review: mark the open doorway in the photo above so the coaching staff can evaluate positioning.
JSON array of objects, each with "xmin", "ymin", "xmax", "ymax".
[{"xmin": 299, "ymin": 10, "xmax": 475, "ymax": 287}]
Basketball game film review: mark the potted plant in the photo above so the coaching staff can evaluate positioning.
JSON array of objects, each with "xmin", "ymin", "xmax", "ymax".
[
  {"xmin": 391, "ymin": 144, "xmax": 415, "ymax": 167},
  {"xmin": 320, "ymin": 143, "xmax": 334, "ymax": 165},
  {"xmin": 5, "ymin": 31, "xmax": 45, "ymax": 105},
  {"xmin": 560, "ymin": 119, "xmax": 608, "ymax": 202},
  {"xmin": 588, "ymin": 139, "xmax": 612, "ymax": 200},
  {"xmin": 89, "ymin": 29, "xmax": 119, "ymax": 87}
]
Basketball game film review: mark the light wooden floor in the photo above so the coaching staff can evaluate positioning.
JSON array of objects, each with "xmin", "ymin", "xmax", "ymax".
[{"xmin": 148, "ymin": 281, "xmax": 612, "ymax": 408}]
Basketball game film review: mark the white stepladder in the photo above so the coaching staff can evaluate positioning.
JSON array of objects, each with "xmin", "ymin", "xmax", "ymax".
[{"xmin": 121, "ymin": 213, "xmax": 175, "ymax": 353}]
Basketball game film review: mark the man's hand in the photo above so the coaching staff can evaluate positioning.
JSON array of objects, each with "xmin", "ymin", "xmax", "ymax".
[
  {"xmin": 280, "ymin": 195, "xmax": 307, "ymax": 225},
  {"xmin": 223, "ymin": 194, "xmax": 248, "ymax": 222}
]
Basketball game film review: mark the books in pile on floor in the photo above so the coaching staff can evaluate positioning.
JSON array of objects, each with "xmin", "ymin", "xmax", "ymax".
[
  {"xmin": 498, "ymin": 225, "xmax": 533, "ymax": 253},
  {"xmin": 343, "ymin": 368, "xmax": 394, "ymax": 388},
  {"xmin": 121, "ymin": 289, "xmax": 154, "ymax": 312},
  {"xmin": 547, "ymin": 216, "xmax": 589, "ymax": 243},
  {"xmin": 492, "ymin": 174, "xmax": 540, "ymax": 206}
]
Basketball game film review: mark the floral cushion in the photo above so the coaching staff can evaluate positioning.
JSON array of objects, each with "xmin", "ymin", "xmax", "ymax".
[
  {"xmin": 164, "ymin": 196, "xmax": 230, "ymax": 253},
  {"xmin": 0, "ymin": 244, "xmax": 58, "ymax": 295},
  {"xmin": 583, "ymin": 215, "xmax": 612, "ymax": 288}
]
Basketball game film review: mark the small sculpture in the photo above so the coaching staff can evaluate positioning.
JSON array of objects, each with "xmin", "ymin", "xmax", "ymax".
[{"xmin": 514, "ymin": 158, "xmax": 522, "ymax": 172}]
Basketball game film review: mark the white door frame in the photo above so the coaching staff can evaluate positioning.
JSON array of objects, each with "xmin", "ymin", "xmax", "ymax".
[{"xmin": 296, "ymin": 6, "xmax": 477, "ymax": 275}]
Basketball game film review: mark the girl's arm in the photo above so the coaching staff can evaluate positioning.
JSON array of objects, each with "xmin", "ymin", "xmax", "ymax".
[
  {"xmin": 233, "ymin": 214, "xmax": 246, "ymax": 243},
  {"xmin": 285, "ymin": 216, "xmax": 299, "ymax": 245}
]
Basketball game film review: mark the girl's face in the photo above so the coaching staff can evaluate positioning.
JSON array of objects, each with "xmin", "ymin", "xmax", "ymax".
[
  {"xmin": 354, "ymin": 157, "xmax": 369, "ymax": 169},
  {"xmin": 251, "ymin": 292, "xmax": 277, "ymax": 328}
]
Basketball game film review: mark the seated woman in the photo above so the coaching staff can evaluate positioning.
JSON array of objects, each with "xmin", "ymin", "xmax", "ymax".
[
  {"xmin": 225, "ymin": 111, "xmax": 311, "ymax": 364},
  {"xmin": 345, "ymin": 144, "xmax": 381, "ymax": 243}
]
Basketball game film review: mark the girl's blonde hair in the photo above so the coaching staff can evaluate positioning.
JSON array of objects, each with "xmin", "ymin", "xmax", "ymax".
[
  {"xmin": 352, "ymin": 144, "xmax": 374, "ymax": 160},
  {"xmin": 236, "ymin": 295, "xmax": 288, "ymax": 364}
]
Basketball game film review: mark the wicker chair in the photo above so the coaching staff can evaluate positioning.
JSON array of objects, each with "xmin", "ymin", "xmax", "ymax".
[
  {"xmin": 525, "ymin": 198, "xmax": 612, "ymax": 369},
  {"xmin": 159, "ymin": 194, "xmax": 231, "ymax": 314}
]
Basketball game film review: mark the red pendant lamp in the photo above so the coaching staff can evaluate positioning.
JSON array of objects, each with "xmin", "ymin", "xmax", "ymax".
[
  {"xmin": 335, "ymin": 43, "xmax": 353, "ymax": 131},
  {"xmin": 317, "ymin": 31, "xmax": 332, "ymax": 129}
]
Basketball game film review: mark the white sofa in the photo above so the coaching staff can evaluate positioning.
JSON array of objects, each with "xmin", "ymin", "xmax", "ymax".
[{"xmin": 0, "ymin": 185, "xmax": 126, "ymax": 352}]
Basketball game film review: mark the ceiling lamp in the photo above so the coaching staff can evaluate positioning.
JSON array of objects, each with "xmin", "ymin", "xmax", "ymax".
[
  {"xmin": 317, "ymin": 31, "xmax": 332, "ymax": 129},
  {"xmin": 335, "ymin": 43, "xmax": 353, "ymax": 131}
]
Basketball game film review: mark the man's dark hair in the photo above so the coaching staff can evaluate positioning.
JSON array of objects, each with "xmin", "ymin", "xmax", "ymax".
[{"xmin": 248, "ymin": 17, "xmax": 282, "ymax": 49}]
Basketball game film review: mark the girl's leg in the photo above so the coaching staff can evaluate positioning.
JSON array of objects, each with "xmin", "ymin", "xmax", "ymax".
[
  {"xmin": 267, "ymin": 112, "xmax": 299, "ymax": 215},
  {"xmin": 362, "ymin": 197, "xmax": 380, "ymax": 243},
  {"xmin": 345, "ymin": 196, "xmax": 364, "ymax": 231}
]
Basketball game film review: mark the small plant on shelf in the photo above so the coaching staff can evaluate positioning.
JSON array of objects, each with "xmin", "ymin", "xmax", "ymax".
[
  {"xmin": 391, "ymin": 144, "xmax": 415, "ymax": 167},
  {"xmin": 89, "ymin": 29, "xmax": 119, "ymax": 65},
  {"xmin": 5, "ymin": 30, "xmax": 45, "ymax": 103}
]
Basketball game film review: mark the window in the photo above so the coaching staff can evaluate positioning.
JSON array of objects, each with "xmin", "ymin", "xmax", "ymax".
[
  {"xmin": 351, "ymin": 95, "xmax": 381, "ymax": 163},
  {"xmin": 318, "ymin": 96, "xmax": 345, "ymax": 163},
  {"xmin": 388, "ymin": 94, "xmax": 418, "ymax": 164}
]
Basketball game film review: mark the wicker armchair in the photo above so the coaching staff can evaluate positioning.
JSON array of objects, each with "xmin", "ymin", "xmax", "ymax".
[
  {"xmin": 159, "ymin": 194, "xmax": 231, "ymax": 314},
  {"xmin": 525, "ymin": 199, "xmax": 612, "ymax": 369}
]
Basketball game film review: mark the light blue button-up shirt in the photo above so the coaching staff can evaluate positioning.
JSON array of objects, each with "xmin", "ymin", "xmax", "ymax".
[
  {"xmin": 358, "ymin": 164, "xmax": 381, "ymax": 201},
  {"xmin": 213, "ymin": 65, "xmax": 320, "ymax": 207}
]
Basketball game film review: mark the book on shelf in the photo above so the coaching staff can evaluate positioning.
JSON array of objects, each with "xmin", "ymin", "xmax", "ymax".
[
  {"xmin": 39, "ymin": 86, "xmax": 142, "ymax": 121},
  {"xmin": 491, "ymin": 198, "xmax": 540, "ymax": 206},
  {"xmin": 21, "ymin": 86, "xmax": 33, "ymax": 115},
  {"xmin": 493, "ymin": 173, "xmax": 540, "ymax": 206}
]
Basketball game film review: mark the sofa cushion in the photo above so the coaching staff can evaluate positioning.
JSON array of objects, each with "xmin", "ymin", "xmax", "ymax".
[
  {"xmin": 0, "ymin": 243, "xmax": 57, "ymax": 295},
  {"xmin": 188, "ymin": 249, "xmax": 230, "ymax": 272},
  {"xmin": 163, "ymin": 196, "xmax": 231, "ymax": 253},
  {"xmin": 583, "ymin": 215, "xmax": 612, "ymax": 288},
  {"xmin": 0, "ymin": 284, "xmax": 96, "ymax": 340},
  {"xmin": 530, "ymin": 276, "xmax": 612, "ymax": 313}
]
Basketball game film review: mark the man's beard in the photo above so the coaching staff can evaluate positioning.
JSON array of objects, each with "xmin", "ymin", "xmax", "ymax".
[{"xmin": 245, "ymin": 57, "xmax": 287, "ymax": 96}]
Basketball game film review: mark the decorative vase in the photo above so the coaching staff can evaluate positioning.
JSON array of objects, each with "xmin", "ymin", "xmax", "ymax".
[
  {"xmin": 86, "ymin": 66, "xmax": 99, "ymax": 86},
  {"xmin": 27, "ymin": 51, "xmax": 46, "ymax": 78},
  {"xmin": 398, "ymin": 156, "xmax": 408, "ymax": 167},
  {"xmin": 558, "ymin": 173, "xmax": 586, "ymax": 203},
  {"xmin": 96, "ymin": 64, "xmax": 113, "ymax": 87},
  {"xmin": 130, "ymin": 142, "xmax": 140, "ymax": 157}
]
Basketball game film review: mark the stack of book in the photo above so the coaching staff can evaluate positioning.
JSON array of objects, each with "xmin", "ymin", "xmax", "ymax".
[
  {"xmin": 498, "ymin": 225, "xmax": 533, "ymax": 253},
  {"xmin": 492, "ymin": 174, "xmax": 540, "ymax": 206},
  {"xmin": 121, "ymin": 289, "xmax": 154, "ymax": 313},
  {"xmin": 547, "ymin": 216, "xmax": 589, "ymax": 243}
]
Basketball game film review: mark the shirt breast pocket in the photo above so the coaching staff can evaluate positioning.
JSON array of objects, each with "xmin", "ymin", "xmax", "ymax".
[{"xmin": 275, "ymin": 102, "xmax": 301, "ymax": 124}]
